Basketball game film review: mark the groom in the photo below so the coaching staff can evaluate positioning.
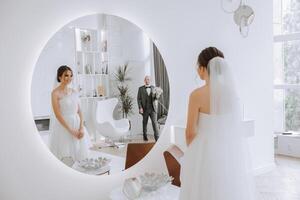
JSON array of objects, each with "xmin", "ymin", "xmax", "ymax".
[{"xmin": 137, "ymin": 76, "xmax": 159, "ymax": 141}]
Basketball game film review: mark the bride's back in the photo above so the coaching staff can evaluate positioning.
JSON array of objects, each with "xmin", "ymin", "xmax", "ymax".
[
  {"xmin": 180, "ymin": 47, "xmax": 256, "ymax": 200},
  {"xmin": 191, "ymin": 85, "xmax": 210, "ymax": 115}
]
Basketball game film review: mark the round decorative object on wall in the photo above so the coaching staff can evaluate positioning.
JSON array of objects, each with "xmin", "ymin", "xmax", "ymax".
[
  {"xmin": 221, "ymin": 0, "xmax": 241, "ymax": 13},
  {"xmin": 221, "ymin": 0, "xmax": 255, "ymax": 37},
  {"xmin": 234, "ymin": 5, "xmax": 255, "ymax": 37}
]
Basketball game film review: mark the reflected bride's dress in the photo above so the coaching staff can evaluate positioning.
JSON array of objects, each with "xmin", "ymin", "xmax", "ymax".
[{"xmin": 49, "ymin": 91, "xmax": 91, "ymax": 164}]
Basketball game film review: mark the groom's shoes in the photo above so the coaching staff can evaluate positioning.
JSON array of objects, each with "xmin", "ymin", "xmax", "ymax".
[
  {"xmin": 143, "ymin": 134, "xmax": 148, "ymax": 141},
  {"xmin": 154, "ymin": 132, "xmax": 159, "ymax": 142}
]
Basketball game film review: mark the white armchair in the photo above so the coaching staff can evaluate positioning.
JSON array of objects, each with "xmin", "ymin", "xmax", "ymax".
[{"xmin": 95, "ymin": 98, "xmax": 130, "ymax": 147}]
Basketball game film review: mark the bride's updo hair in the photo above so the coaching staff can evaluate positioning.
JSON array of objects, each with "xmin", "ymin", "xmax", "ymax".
[
  {"xmin": 198, "ymin": 47, "xmax": 224, "ymax": 69},
  {"xmin": 57, "ymin": 65, "xmax": 73, "ymax": 82}
]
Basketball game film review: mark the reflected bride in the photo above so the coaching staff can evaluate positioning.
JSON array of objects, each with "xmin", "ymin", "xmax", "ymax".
[{"xmin": 49, "ymin": 65, "xmax": 92, "ymax": 166}]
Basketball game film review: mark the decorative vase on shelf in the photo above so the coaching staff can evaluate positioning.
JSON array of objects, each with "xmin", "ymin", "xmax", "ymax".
[
  {"xmin": 77, "ymin": 61, "xmax": 81, "ymax": 74},
  {"xmin": 101, "ymin": 40, "xmax": 107, "ymax": 52},
  {"xmin": 97, "ymin": 85, "xmax": 105, "ymax": 97},
  {"xmin": 85, "ymin": 64, "xmax": 92, "ymax": 74},
  {"xmin": 81, "ymin": 33, "xmax": 91, "ymax": 51},
  {"xmin": 105, "ymin": 65, "xmax": 108, "ymax": 74}
]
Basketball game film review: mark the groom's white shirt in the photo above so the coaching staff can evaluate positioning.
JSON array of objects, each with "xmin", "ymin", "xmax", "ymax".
[{"xmin": 145, "ymin": 84, "xmax": 151, "ymax": 96}]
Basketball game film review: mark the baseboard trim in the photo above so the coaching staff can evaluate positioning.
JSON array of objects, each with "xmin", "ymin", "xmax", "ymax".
[{"xmin": 253, "ymin": 162, "xmax": 276, "ymax": 176}]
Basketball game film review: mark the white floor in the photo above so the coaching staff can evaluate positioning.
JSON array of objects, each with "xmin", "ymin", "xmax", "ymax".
[{"xmin": 256, "ymin": 155, "xmax": 300, "ymax": 200}]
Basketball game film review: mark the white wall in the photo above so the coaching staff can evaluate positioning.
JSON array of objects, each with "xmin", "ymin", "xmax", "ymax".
[{"xmin": 0, "ymin": 0, "xmax": 273, "ymax": 200}]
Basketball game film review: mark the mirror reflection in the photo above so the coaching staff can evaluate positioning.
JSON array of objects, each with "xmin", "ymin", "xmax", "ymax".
[{"xmin": 31, "ymin": 14, "xmax": 170, "ymax": 175}]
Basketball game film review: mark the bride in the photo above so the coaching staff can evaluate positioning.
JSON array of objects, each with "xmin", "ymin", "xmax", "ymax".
[
  {"xmin": 49, "ymin": 65, "xmax": 91, "ymax": 166},
  {"xmin": 180, "ymin": 47, "xmax": 257, "ymax": 199}
]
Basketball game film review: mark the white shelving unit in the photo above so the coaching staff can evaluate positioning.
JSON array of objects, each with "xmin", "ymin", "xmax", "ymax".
[
  {"xmin": 74, "ymin": 26, "xmax": 110, "ymax": 139},
  {"xmin": 74, "ymin": 28, "xmax": 110, "ymax": 99}
]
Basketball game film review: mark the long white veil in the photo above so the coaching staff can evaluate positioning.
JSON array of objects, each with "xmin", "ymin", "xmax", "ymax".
[
  {"xmin": 209, "ymin": 57, "xmax": 241, "ymax": 117},
  {"xmin": 48, "ymin": 78, "xmax": 60, "ymax": 157},
  {"xmin": 206, "ymin": 57, "xmax": 256, "ymax": 199},
  {"xmin": 208, "ymin": 57, "xmax": 245, "ymax": 138}
]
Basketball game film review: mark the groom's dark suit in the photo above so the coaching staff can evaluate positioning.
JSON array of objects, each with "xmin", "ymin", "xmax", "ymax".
[{"xmin": 137, "ymin": 85, "xmax": 159, "ymax": 141}]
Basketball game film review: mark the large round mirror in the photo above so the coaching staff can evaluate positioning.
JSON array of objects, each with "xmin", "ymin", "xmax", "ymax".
[{"xmin": 31, "ymin": 13, "xmax": 170, "ymax": 175}]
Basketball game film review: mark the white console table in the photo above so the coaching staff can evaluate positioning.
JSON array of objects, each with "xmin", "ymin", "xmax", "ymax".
[
  {"xmin": 171, "ymin": 119, "xmax": 255, "ymax": 152},
  {"xmin": 276, "ymin": 133, "xmax": 300, "ymax": 158}
]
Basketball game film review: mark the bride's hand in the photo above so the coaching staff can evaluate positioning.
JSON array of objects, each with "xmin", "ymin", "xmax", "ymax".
[
  {"xmin": 77, "ymin": 127, "xmax": 84, "ymax": 139},
  {"xmin": 70, "ymin": 129, "xmax": 80, "ymax": 138}
]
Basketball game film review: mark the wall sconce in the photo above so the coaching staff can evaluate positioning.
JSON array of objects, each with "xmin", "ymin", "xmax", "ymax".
[{"xmin": 221, "ymin": 0, "xmax": 255, "ymax": 38}]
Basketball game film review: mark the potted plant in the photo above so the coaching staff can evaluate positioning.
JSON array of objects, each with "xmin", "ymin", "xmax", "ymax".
[
  {"xmin": 114, "ymin": 63, "xmax": 134, "ymax": 128},
  {"xmin": 117, "ymin": 85, "xmax": 134, "ymax": 118}
]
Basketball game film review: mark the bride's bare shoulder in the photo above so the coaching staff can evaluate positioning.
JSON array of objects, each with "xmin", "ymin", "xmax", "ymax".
[
  {"xmin": 188, "ymin": 88, "xmax": 204, "ymax": 107},
  {"xmin": 51, "ymin": 87, "xmax": 61, "ymax": 97},
  {"xmin": 190, "ymin": 86, "xmax": 206, "ymax": 98}
]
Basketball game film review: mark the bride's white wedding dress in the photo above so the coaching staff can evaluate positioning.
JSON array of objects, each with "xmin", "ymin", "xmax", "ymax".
[
  {"xmin": 49, "ymin": 91, "xmax": 91, "ymax": 163},
  {"xmin": 179, "ymin": 57, "xmax": 257, "ymax": 200}
]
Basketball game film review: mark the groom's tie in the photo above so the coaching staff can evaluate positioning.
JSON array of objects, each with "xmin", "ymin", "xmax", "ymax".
[{"xmin": 145, "ymin": 86, "xmax": 151, "ymax": 96}]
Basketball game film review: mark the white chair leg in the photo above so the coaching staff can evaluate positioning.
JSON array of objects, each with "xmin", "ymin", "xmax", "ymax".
[
  {"xmin": 104, "ymin": 138, "xmax": 120, "ymax": 148},
  {"xmin": 94, "ymin": 131, "xmax": 97, "ymax": 142}
]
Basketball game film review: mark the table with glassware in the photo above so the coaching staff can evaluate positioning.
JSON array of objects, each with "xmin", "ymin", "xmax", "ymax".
[{"xmin": 109, "ymin": 172, "xmax": 180, "ymax": 200}]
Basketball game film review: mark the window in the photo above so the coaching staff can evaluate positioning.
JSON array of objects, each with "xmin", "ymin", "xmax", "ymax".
[{"xmin": 274, "ymin": 0, "xmax": 300, "ymax": 132}]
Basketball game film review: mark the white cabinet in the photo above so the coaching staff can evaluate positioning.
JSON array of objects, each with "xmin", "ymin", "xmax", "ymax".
[
  {"xmin": 171, "ymin": 119, "xmax": 255, "ymax": 154},
  {"xmin": 277, "ymin": 134, "xmax": 300, "ymax": 158}
]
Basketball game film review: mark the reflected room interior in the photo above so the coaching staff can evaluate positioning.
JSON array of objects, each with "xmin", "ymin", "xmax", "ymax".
[{"xmin": 31, "ymin": 13, "xmax": 170, "ymax": 175}]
